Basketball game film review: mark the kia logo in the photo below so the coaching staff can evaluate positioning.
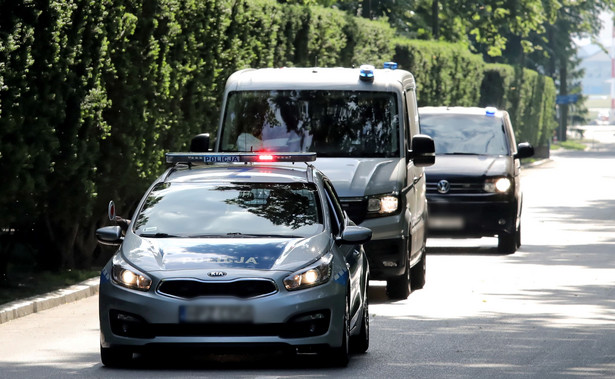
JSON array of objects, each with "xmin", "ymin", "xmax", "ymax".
[
  {"xmin": 207, "ymin": 271, "xmax": 227, "ymax": 277},
  {"xmin": 437, "ymin": 180, "xmax": 450, "ymax": 194}
]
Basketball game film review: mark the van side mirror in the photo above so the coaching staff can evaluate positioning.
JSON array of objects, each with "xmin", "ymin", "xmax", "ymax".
[
  {"xmin": 515, "ymin": 142, "xmax": 534, "ymax": 159},
  {"xmin": 408, "ymin": 134, "xmax": 435, "ymax": 167},
  {"xmin": 190, "ymin": 133, "xmax": 210, "ymax": 152}
]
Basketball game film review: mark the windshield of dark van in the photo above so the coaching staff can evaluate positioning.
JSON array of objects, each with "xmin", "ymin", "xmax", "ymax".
[
  {"xmin": 420, "ymin": 113, "xmax": 509, "ymax": 155},
  {"xmin": 219, "ymin": 90, "xmax": 400, "ymax": 157}
]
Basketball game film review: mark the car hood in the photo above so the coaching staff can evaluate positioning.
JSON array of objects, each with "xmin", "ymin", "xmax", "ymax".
[
  {"xmin": 313, "ymin": 157, "xmax": 405, "ymax": 197},
  {"xmin": 120, "ymin": 231, "xmax": 331, "ymax": 273},
  {"xmin": 425, "ymin": 155, "xmax": 511, "ymax": 178}
]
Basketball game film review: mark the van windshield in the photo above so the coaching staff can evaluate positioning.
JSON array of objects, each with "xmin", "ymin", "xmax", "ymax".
[
  {"xmin": 219, "ymin": 90, "xmax": 400, "ymax": 157},
  {"xmin": 420, "ymin": 114, "xmax": 509, "ymax": 155}
]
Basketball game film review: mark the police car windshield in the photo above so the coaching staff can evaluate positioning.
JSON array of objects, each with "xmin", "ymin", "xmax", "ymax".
[
  {"xmin": 420, "ymin": 114, "xmax": 509, "ymax": 155},
  {"xmin": 134, "ymin": 182, "xmax": 323, "ymax": 238},
  {"xmin": 220, "ymin": 90, "xmax": 400, "ymax": 157}
]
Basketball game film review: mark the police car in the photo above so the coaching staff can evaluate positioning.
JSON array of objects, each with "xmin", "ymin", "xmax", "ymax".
[{"xmin": 96, "ymin": 150, "xmax": 372, "ymax": 367}]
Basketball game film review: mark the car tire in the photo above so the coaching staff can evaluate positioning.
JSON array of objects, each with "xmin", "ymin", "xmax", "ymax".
[
  {"xmin": 410, "ymin": 249, "xmax": 426, "ymax": 290},
  {"xmin": 351, "ymin": 280, "xmax": 369, "ymax": 353},
  {"xmin": 100, "ymin": 345, "xmax": 132, "ymax": 367},
  {"xmin": 328, "ymin": 292, "xmax": 350, "ymax": 367},
  {"xmin": 386, "ymin": 254, "xmax": 411, "ymax": 300},
  {"xmin": 498, "ymin": 232, "xmax": 516, "ymax": 254}
]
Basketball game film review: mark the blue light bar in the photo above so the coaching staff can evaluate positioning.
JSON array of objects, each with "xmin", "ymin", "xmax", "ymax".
[
  {"xmin": 165, "ymin": 152, "xmax": 317, "ymax": 164},
  {"xmin": 383, "ymin": 62, "xmax": 398, "ymax": 70},
  {"xmin": 485, "ymin": 107, "xmax": 497, "ymax": 116},
  {"xmin": 359, "ymin": 64, "xmax": 375, "ymax": 82}
]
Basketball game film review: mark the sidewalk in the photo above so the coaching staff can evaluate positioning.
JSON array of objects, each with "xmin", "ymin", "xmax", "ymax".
[{"xmin": 0, "ymin": 277, "xmax": 99, "ymax": 324}]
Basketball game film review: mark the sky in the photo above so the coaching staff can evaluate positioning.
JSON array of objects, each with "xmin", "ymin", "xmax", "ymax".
[{"xmin": 574, "ymin": 11, "xmax": 613, "ymax": 48}]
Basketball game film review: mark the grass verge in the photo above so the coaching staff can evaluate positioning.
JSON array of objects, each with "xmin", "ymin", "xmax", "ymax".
[
  {"xmin": 0, "ymin": 268, "xmax": 100, "ymax": 306},
  {"xmin": 551, "ymin": 140, "xmax": 587, "ymax": 150}
]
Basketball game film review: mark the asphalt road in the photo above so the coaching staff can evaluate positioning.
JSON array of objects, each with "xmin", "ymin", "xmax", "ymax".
[{"xmin": 0, "ymin": 127, "xmax": 614, "ymax": 378}]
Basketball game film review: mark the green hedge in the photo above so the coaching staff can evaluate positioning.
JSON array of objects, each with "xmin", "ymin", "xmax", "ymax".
[
  {"xmin": 0, "ymin": 0, "xmax": 557, "ymax": 271},
  {"xmin": 480, "ymin": 64, "xmax": 557, "ymax": 147},
  {"xmin": 394, "ymin": 39, "xmax": 485, "ymax": 107}
]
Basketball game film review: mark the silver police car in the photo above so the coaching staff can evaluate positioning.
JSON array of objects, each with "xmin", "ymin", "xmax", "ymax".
[{"xmin": 96, "ymin": 151, "xmax": 371, "ymax": 367}]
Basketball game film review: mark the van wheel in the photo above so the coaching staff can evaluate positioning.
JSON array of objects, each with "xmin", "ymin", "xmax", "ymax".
[
  {"xmin": 386, "ymin": 255, "xmax": 411, "ymax": 300},
  {"xmin": 410, "ymin": 250, "xmax": 426, "ymax": 290},
  {"xmin": 515, "ymin": 223, "xmax": 522, "ymax": 249},
  {"xmin": 498, "ymin": 232, "xmax": 516, "ymax": 254}
]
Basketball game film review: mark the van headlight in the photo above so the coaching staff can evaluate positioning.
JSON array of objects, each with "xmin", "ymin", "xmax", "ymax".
[
  {"xmin": 366, "ymin": 193, "xmax": 400, "ymax": 217},
  {"xmin": 484, "ymin": 177, "xmax": 512, "ymax": 193},
  {"xmin": 284, "ymin": 253, "xmax": 333, "ymax": 291},
  {"xmin": 112, "ymin": 254, "xmax": 152, "ymax": 291}
]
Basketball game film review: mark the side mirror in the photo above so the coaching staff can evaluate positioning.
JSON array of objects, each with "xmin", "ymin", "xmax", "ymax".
[
  {"xmin": 408, "ymin": 134, "xmax": 436, "ymax": 167},
  {"xmin": 190, "ymin": 133, "xmax": 210, "ymax": 152},
  {"xmin": 96, "ymin": 226, "xmax": 123, "ymax": 246},
  {"xmin": 515, "ymin": 142, "xmax": 534, "ymax": 159},
  {"xmin": 338, "ymin": 225, "xmax": 372, "ymax": 245}
]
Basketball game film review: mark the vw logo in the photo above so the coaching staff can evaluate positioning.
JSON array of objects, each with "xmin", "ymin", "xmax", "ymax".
[
  {"xmin": 207, "ymin": 271, "xmax": 227, "ymax": 277},
  {"xmin": 437, "ymin": 180, "xmax": 450, "ymax": 194}
]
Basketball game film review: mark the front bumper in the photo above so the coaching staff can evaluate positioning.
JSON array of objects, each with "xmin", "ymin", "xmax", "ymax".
[
  {"xmin": 99, "ymin": 268, "xmax": 347, "ymax": 351},
  {"xmin": 359, "ymin": 213, "xmax": 408, "ymax": 280},
  {"xmin": 426, "ymin": 197, "xmax": 517, "ymax": 238}
]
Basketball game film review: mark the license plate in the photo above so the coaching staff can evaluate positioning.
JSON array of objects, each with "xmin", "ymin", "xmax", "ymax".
[
  {"xmin": 179, "ymin": 304, "xmax": 254, "ymax": 323},
  {"xmin": 429, "ymin": 216, "xmax": 464, "ymax": 229}
]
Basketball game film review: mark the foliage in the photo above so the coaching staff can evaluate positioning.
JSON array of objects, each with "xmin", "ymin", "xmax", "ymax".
[
  {"xmin": 0, "ymin": 0, "xmax": 558, "ymax": 276},
  {"xmin": 394, "ymin": 39, "xmax": 485, "ymax": 106},
  {"xmin": 480, "ymin": 64, "xmax": 556, "ymax": 147}
]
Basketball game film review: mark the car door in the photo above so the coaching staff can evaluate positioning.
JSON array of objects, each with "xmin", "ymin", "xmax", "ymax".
[
  {"xmin": 323, "ymin": 178, "xmax": 362, "ymax": 317},
  {"xmin": 404, "ymin": 87, "xmax": 426, "ymax": 262}
]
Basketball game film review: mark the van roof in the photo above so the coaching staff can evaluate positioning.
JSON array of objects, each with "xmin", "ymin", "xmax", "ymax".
[{"xmin": 224, "ymin": 67, "xmax": 415, "ymax": 92}]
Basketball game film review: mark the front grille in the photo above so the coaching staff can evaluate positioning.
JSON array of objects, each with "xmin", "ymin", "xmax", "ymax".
[
  {"xmin": 157, "ymin": 279, "xmax": 278, "ymax": 299},
  {"xmin": 340, "ymin": 198, "xmax": 367, "ymax": 224},
  {"xmin": 426, "ymin": 181, "xmax": 484, "ymax": 194}
]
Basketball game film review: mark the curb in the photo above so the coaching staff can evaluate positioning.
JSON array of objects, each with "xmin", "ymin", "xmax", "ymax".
[{"xmin": 0, "ymin": 277, "xmax": 99, "ymax": 324}]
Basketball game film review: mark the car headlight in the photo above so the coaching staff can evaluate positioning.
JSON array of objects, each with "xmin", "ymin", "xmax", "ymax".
[
  {"xmin": 366, "ymin": 194, "xmax": 400, "ymax": 217},
  {"xmin": 112, "ymin": 254, "xmax": 152, "ymax": 291},
  {"xmin": 484, "ymin": 177, "xmax": 512, "ymax": 193},
  {"xmin": 284, "ymin": 253, "xmax": 333, "ymax": 291}
]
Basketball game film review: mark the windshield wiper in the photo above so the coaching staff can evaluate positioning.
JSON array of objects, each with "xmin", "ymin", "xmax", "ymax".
[
  {"xmin": 138, "ymin": 232, "xmax": 180, "ymax": 238},
  {"xmin": 186, "ymin": 233, "xmax": 299, "ymax": 238},
  {"xmin": 441, "ymin": 152, "xmax": 481, "ymax": 156}
]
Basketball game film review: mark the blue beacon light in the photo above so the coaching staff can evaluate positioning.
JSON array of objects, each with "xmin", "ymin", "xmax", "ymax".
[
  {"xmin": 383, "ymin": 62, "xmax": 398, "ymax": 70},
  {"xmin": 485, "ymin": 107, "xmax": 497, "ymax": 116},
  {"xmin": 359, "ymin": 65, "xmax": 375, "ymax": 82}
]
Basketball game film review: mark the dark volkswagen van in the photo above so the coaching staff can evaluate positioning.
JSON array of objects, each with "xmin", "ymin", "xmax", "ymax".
[{"xmin": 419, "ymin": 106, "xmax": 534, "ymax": 254}]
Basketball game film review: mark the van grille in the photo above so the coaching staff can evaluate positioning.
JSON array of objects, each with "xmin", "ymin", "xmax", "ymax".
[
  {"xmin": 426, "ymin": 181, "xmax": 484, "ymax": 194},
  {"xmin": 340, "ymin": 198, "xmax": 367, "ymax": 224}
]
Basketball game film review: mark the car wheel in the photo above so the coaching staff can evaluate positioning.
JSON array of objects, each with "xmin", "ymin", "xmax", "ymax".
[
  {"xmin": 410, "ymin": 249, "xmax": 426, "ymax": 290},
  {"xmin": 498, "ymin": 232, "xmax": 516, "ymax": 254},
  {"xmin": 351, "ymin": 280, "xmax": 369, "ymax": 353},
  {"xmin": 386, "ymin": 254, "xmax": 411, "ymax": 300},
  {"xmin": 100, "ymin": 345, "xmax": 133, "ymax": 367},
  {"xmin": 328, "ymin": 292, "xmax": 350, "ymax": 366}
]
